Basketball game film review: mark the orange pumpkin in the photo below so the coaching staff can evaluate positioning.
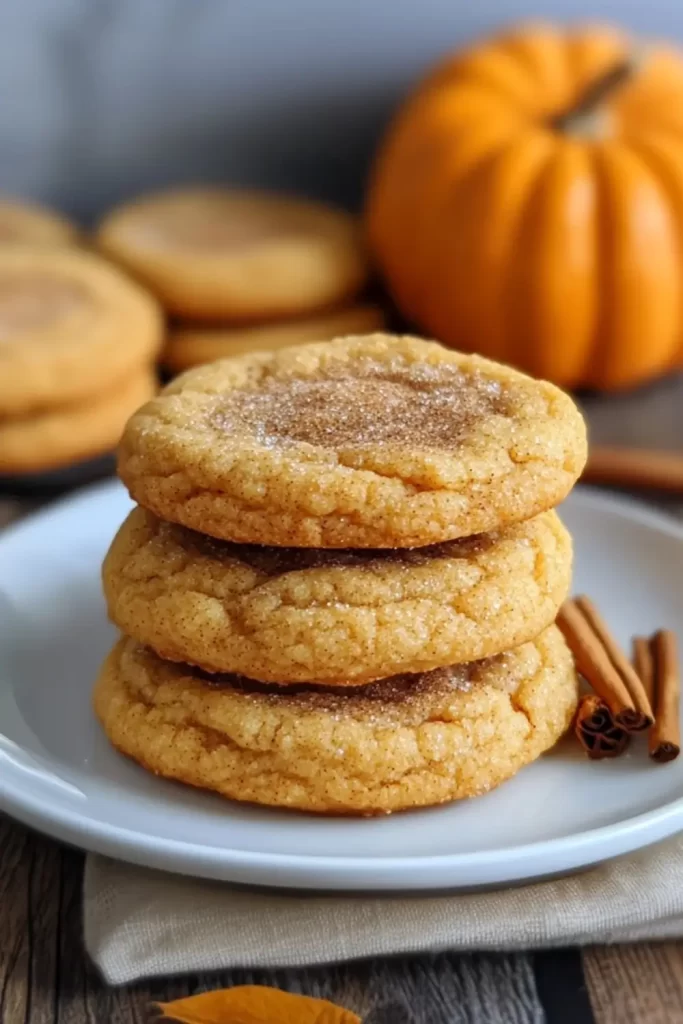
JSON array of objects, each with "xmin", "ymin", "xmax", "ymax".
[{"xmin": 367, "ymin": 23, "xmax": 683, "ymax": 390}]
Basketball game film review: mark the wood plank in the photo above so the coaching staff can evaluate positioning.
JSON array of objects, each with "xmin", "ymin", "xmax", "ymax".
[
  {"xmin": 0, "ymin": 816, "xmax": 61, "ymax": 1024},
  {"xmin": 54, "ymin": 942, "xmax": 546, "ymax": 1023},
  {"xmin": 0, "ymin": 817, "xmax": 30, "ymax": 1024},
  {"xmin": 583, "ymin": 944, "xmax": 683, "ymax": 1024},
  {"xmin": 26, "ymin": 830, "xmax": 62, "ymax": 1024},
  {"xmin": 11, "ymin": 809, "xmax": 683, "ymax": 1024},
  {"xmin": 53, "ymin": 937, "xmax": 548, "ymax": 1024},
  {"xmin": 55, "ymin": 842, "xmax": 157, "ymax": 1024},
  {"xmin": 140, "ymin": 952, "xmax": 544, "ymax": 1024}
]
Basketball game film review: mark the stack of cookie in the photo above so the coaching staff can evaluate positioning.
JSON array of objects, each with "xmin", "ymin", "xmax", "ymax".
[
  {"xmin": 0, "ymin": 244, "xmax": 162, "ymax": 477},
  {"xmin": 96, "ymin": 187, "xmax": 385, "ymax": 375},
  {"xmin": 96, "ymin": 334, "xmax": 586, "ymax": 815}
]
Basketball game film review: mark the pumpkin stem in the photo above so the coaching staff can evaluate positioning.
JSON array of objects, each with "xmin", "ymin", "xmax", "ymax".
[{"xmin": 552, "ymin": 53, "xmax": 641, "ymax": 135}]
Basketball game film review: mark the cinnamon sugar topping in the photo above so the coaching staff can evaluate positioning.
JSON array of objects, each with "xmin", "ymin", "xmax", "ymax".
[
  {"xmin": 235, "ymin": 532, "xmax": 495, "ymax": 573},
  {"xmin": 213, "ymin": 359, "xmax": 508, "ymax": 450},
  {"xmin": 197, "ymin": 660, "xmax": 478, "ymax": 715},
  {"xmin": 163, "ymin": 516, "xmax": 497, "ymax": 575}
]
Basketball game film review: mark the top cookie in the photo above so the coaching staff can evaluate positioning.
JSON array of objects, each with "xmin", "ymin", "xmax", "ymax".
[
  {"xmin": 0, "ymin": 197, "xmax": 78, "ymax": 247},
  {"xmin": 118, "ymin": 334, "xmax": 587, "ymax": 548},
  {"xmin": 97, "ymin": 188, "xmax": 369, "ymax": 321},
  {"xmin": 0, "ymin": 247, "xmax": 162, "ymax": 416}
]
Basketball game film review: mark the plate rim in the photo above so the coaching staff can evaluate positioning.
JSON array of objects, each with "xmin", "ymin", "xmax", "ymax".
[{"xmin": 2, "ymin": 478, "xmax": 683, "ymax": 891}]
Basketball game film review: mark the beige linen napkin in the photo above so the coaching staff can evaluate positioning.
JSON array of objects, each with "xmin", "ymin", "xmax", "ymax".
[{"xmin": 85, "ymin": 836, "xmax": 683, "ymax": 984}]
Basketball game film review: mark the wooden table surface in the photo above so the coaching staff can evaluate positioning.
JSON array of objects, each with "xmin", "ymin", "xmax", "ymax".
[
  {"xmin": 3, "ymin": 377, "xmax": 683, "ymax": 1024},
  {"xmin": 6, "ymin": 804, "xmax": 683, "ymax": 1024}
]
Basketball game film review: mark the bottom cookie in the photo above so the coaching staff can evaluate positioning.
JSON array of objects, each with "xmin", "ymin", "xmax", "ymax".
[
  {"xmin": 0, "ymin": 368, "xmax": 156, "ymax": 473},
  {"xmin": 94, "ymin": 626, "xmax": 577, "ymax": 815}
]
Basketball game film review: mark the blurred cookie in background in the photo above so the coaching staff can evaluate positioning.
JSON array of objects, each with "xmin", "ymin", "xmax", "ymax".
[
  {"xmin": 0, "ymin": 196, "xmax": 79, "ymax": 247},
  {"xmin": 164, "ymin": 303, "xmax": 385, "ymax": 373},
  {"xmin": 0, "ymin": 246, "xmax": 162, "ymax": 418},
  {"xmin": 0, "ymin": 368, "xmax": 157, "ymax": 475},
  {"xmin": 96, "ymin": 187, "xmax": 370, "ymax": 322},
  {"xmin": 0, "ymin": 245, "xmax": 161, "ymax": 481}
]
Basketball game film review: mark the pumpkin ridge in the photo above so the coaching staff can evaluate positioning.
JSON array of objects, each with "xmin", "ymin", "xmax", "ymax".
[
  {"xmin": 410, "ymin": 126, "xmax": 522, "ymax": 325},
  {"xmin": 495, "ymin": 23, "xmax": 572, "ymax": 113},
  {"xmin": 431, "ymin": 44, "xmax": 535, "ymax": 107},
  {"xmin": 503, "ymin": 139, "xmax": 597, "ymax": 384},
  {"xmin": 591, "ymin": 141, "xmax": 679, "ymax": 388},
  {"xmin": 423, "ymin": 134, "xmax": 553, "ymax": 360},
  {"xmin": 413, "ymin": 145, "xmax": 512, "ymax": 348},
  {"xmin": 368, "ymin": 90, "xmax": 519, "ymax": 320},
  {"xmin": 495, "ymin": 135, "xmax": 557, "ymax": 368},
  {"xmin": 625, "ymin": 133, "xmax": 683, "ymax": 369}
]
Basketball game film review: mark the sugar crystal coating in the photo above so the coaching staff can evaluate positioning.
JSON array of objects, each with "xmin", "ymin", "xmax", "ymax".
[
  {"xmin": 198, "ymin": 659, "xmax": 476, "ymax": 712},
  {"xmin": 213, "ymin": 358, "xmax": 508, "ymax": 451}
]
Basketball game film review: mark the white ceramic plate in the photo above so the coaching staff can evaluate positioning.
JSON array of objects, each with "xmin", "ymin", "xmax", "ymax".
[{"xmin": 1, "ymin": 480, "xmax": 683, "ymax": 892}]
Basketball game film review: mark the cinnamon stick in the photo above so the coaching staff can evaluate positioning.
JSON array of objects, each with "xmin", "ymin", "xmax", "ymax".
[
  {"xmin": 557, "ymin": 598, "xmax": 652, "ymax": 731},
  {"xmin": 574, "ymin": 694, "xmax": 630, "ymax": 759},
  {"xmin": 650, "ymin": 630, "xmax": 681, "ymax": 763},
  {"xmin": 633, "ymin": 636, "xmax": 655, "ymax": 706},
  {"xmin": 574, "ymin": 596, "xmax": 653, "ymax": 731},
  {"xmin": 583, "ymin": 445, "xmax": 683, "ymax": 495}
]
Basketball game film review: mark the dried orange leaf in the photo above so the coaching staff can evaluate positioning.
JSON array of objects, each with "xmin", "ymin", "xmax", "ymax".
[{"xmin": 155, "ymin": 985, "xmax": 361, "ymax": 1024}]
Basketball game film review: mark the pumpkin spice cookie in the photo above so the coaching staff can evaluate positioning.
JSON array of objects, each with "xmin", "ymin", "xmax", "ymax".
[
  {"xmin": 0, "ymin": 247, "xmax": 162, "ymax": 417},
  {"xmin": 0, "ymin": 369, "xmax": 156, "ymax": 473},
  {"xmin": 94, "ymin": 626, "xmax": 578, "ymax": 815},
  {"xmin": 0, "ymin": 197, "xmax": 78, "ymax": 247},
  {"xmin": 97, "ymin": 188, "xmax": 369, "ymax": 321},
  {"xmin": 118, "ymin": 334, "xmax": 587, "ymax": 548},
  {"xmin": 103, "ymin": 506, "xmax": 571, "ymax": 683},
  {"xmin": 164, "ymin": 304, "xmax": 386, "ymax": 373}
]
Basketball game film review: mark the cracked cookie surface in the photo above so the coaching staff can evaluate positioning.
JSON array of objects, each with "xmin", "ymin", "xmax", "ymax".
[
  {"xmin": 0, "ymin": 247, "xmax": 162, "ymax": 416},
  {"xmin": 93, "ymin": 626, "xmax": 578, "ymax": 814},
  {"xmin": 103, "ymin": 506, "xmax": 572, "ymax": 683},
  {"xmin": 118, "ymin": 333, "xmax": 587, "ymax": 547}
]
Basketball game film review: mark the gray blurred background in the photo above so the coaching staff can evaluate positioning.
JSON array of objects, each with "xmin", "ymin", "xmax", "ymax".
[
  {"xmin": 2, "ymin": 0, "xmax": 682, "ymax": 220},
  {"xmin": 1, "ymin": 0, "xmax": 681, "ymax": 463}
]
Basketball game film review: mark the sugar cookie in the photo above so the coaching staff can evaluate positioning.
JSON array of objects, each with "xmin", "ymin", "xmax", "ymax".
[
  {"xmin": 104, "ymin": 506, "xmax": 571, "ymax": 683},
  {"xmin": 94, "ymin": 627, "xmax": 578, "ymax": 815},
  {"xmin": 119, "ymin": 334, "xmax": 587, "ymax": 547},
  {"xmin": 0, "ymin": 247, "xmax": 162, "ymax": 416},
  {"xmin": 0, "ymin": 369, "xmax": 156, "ymax": 473},
  {"xmin": 97, "ymin": 188, "xmax": 369, "ymax": 321}
]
